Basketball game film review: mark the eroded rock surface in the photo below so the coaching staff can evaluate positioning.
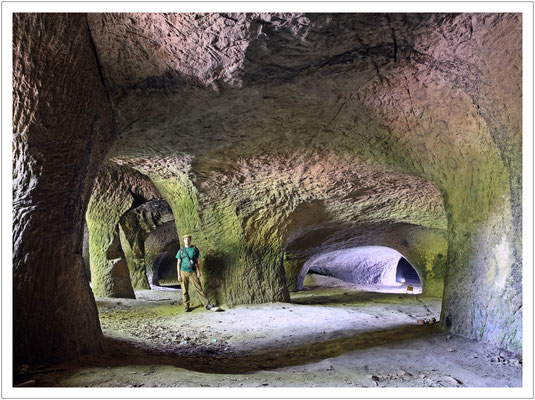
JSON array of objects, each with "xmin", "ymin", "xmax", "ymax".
[
  {"xmin": 85, "ymin": 12, "xmax": 521, "ymax": 351},
  {"xmin": 119, "ymin": 199, "xmax": 174, "ymax": 289},
  {"xmin": 13, "ymin": 12, "xmax": 522, "ymax": 367},
  {"xmin": 87, "ymin": 164, "xmax": 161, "ymax": 298},
  {"xmin": 12, "ymin": 13, "xmax": 118, "ymax": 364}
]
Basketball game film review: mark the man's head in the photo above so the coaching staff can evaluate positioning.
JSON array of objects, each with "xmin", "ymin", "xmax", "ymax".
[{"xmin": 183, "ymin": 234, "xmax": 192, "ymax": 247}]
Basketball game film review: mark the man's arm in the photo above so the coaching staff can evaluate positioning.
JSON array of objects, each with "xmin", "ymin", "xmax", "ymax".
[{"xmin": 196, "ymin": 259, "xmax": 202, "ymax": 278}]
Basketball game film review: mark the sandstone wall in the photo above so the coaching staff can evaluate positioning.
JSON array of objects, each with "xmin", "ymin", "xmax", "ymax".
[
  {"xmin": 151, "ymin": 171, "xmax": 291, "ymax": 306},
  {"xmin": 351, "ymin": 14, "xmax": 522, "ymax": 351},
  {"xmin": 12, "ymin": 13, "xmax": 118, "ymax": 365}
]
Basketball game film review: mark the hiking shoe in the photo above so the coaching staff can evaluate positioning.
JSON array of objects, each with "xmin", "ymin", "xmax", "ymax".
[
  {"xmin": 205, "ymin": 304, "xmax": 213, "ymax": 311},
  {"xmin": 185, "ymin": 307, "xmax": 192, "ymax": 313}
]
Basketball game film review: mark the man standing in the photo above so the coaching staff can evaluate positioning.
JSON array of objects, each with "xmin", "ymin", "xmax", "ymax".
[{"xmin": 176, "ymin": 234, "xmax": 215, "ymax": 313}]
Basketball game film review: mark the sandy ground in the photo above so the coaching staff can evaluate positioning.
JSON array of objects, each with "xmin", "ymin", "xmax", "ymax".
[{"xmin": 15, "ymin": 275, "xmax": 522, "ymax": 389}]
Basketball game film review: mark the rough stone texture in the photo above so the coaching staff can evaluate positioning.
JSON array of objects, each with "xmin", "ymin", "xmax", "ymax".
[
  {"xmin": 12, "ymin": 13, "xmax": 118, "ymax": 365},
  {"xmin": 306, "ymin": 246, "xmax": 404, "ymax": 287},
  {"xmin": 13, "ymin": 11, "xmax": 522, "ymax": 365},
  {"xmin": 118, "ymin": 199, "xmax": 174, "ymax": 289},
  {"xmin": 86, "ymin": 163, "xmax": 161, "ymax": 298},
  {"xmin": 82, "ymin": 223, "xmax": 91, "ymax": 281},
  {"xmin": 84, "ymin": 13, "xmax": 522, "ymax": 351}
]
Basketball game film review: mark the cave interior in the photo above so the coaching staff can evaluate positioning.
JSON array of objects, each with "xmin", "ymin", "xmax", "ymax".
[{"xmin": 11, "ymin": 11, "xmax": 524, "ymax": 389}]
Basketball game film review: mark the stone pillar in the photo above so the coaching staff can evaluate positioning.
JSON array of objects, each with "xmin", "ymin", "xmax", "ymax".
[
  {"xmin": 149, "ymin": 173, "xmax": 290, "ymax": 306},
  {"xmin": 13, "ymin": 13, "xmax": 118, "ymax": 365},
  {"xmin": 440, "ymin": 159, "xmax": 522, "ymax": 353}
]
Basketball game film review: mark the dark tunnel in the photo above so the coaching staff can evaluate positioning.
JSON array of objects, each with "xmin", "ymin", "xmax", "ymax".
[{"xmin": 153, "ymin": 243, "xmax": 180, "ymax": 287}]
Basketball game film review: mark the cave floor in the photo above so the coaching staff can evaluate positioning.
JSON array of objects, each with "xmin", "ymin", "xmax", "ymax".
[{"xmin": 24, "ymin": 276, "xmax": 521, "ymax": 388}]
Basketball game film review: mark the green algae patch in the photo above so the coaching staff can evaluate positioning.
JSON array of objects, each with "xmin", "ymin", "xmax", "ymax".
[
  {"xmin": 150, "ymin": 173, "xmax": 290, "ymax": 307},
  {"xmin": 404, "ymin": 228, "xmax": 448, "ymax": 298},
  {"xmin": 86, "ymin": 164, "xmax": 160, "ymax": 298},
  {"xmin": 283, "ymin": 254, "xmax": 305, "ymax": 292},
  {"xmin": 150, "ymin": 174, "xmax": 203, "ymax": 239}
]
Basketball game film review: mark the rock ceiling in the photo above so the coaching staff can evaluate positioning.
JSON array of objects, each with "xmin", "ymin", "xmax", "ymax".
[
  {"xmin": 87, "ymin": 13, "xmax": 460, "ymax": 227},
  {"xmin": 85, "ymin": 12, "xmax": 518, "ymax": 255}
]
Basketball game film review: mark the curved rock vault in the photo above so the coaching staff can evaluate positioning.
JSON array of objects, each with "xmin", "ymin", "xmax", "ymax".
[
  {"xmin": 13, "ymin": 12, "xmax": 522, "ymax": 365},
  {"xmin": 301, "ymin": 246, "xmax": 411, "ymax": 290}
]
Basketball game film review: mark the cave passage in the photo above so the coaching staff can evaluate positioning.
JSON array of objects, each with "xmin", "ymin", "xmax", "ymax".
[
  {"xmin": 298, "ymin": 246, "xmax": 423, "ymax": 294},
  {"xmin": 11, "ymin": 11, "xmax": 523, "ymax": 389},
  {"xmin": 157, "ymin": 246, "xmax": 179, "ymax": 284}
]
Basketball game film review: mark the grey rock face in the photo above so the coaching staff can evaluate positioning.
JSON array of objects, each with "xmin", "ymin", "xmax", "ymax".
[{"xmin": 104, "ymin": 226, "xmax": 135, "ymax": 298}]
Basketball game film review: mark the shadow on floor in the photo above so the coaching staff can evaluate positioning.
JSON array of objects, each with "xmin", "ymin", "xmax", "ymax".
[
  {"xmin": 17, "ymin": 288, "xmax": 443, "ymax": 386},
  {"xmin": 38, "ymin": 323, "xmax": 441, "ymax": 380},
  {"xmin": 291, "ymin": 290, "xmax": 427, "ymax": 305}
]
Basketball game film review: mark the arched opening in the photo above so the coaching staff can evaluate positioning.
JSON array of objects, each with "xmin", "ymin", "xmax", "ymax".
[{"xmin": 297, "ymin": 246, "xmax": 422, "ymax": 294}]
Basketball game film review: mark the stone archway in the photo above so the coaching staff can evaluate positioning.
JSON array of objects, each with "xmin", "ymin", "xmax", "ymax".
[
  {"xmin": 144, "ymin": 221, "xmax": 179, "ymax": 289},
  {"xmin": 118, "ymin": 199, "xmax": 175, "ymax": 289},
  {"xmin": 396, "ymin": 257, "xmax": 421, "ymax": 285},
  {"xmin": 296, "ymin": 246, "xmax": 423, "ymax": 292}
]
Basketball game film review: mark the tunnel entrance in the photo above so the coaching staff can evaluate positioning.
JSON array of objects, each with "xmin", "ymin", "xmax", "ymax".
[{"xmin": 297, "ymin": 246, "xmax": 422, "ymax": 294}]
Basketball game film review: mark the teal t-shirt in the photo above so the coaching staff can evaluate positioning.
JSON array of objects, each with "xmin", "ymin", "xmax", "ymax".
[{"xmin": 176, "ymin": 246, "xmax": 200, "ymax": 272}]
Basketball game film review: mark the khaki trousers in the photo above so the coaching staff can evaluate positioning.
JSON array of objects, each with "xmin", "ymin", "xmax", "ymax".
[{"xmin": 180, "ymin": 270, "xmax": 209, "ymax": 308}]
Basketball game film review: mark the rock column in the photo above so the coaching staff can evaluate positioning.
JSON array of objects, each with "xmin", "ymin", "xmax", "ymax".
[{"xmin": 13, "ymin": 13, "xmax": 117, "ymax": 365}]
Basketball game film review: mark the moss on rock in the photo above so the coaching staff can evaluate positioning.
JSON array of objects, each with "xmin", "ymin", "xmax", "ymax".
[{"xmin": 87, "ymin": 164, "xmax": 160, "ymax": 298}]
